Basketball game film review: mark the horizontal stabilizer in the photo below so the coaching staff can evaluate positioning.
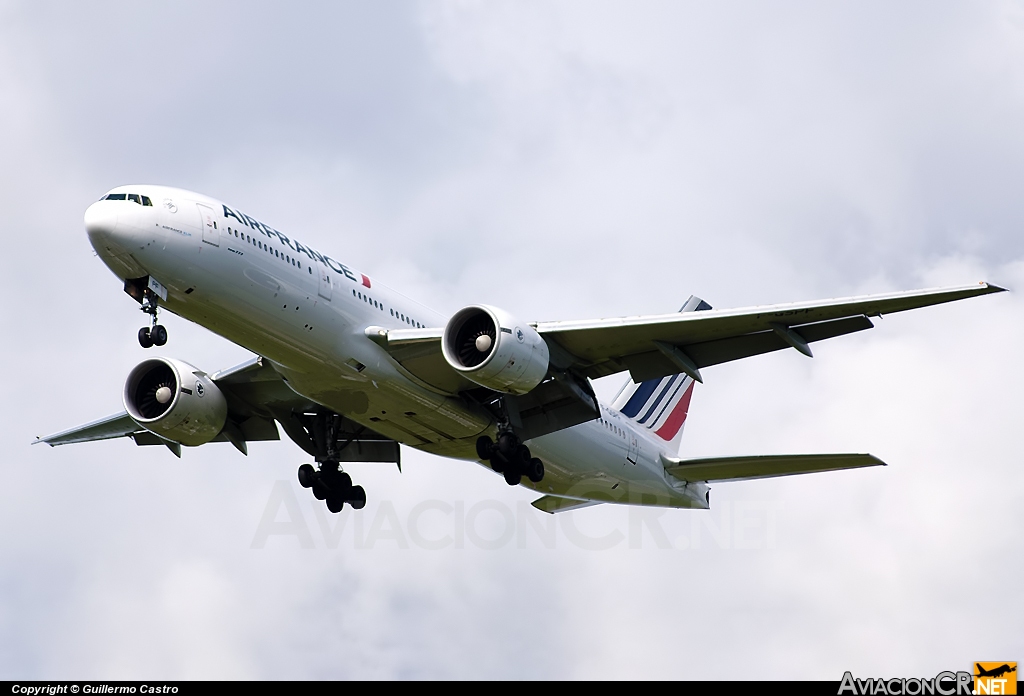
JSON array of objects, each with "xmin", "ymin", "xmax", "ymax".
[
  {"xmin": 663, "ymin": 452, "xmax": 885, "ymax": 483},
  {"xmin": 531, "ymin": 495, "xmax": 602, "ymax": 514}
]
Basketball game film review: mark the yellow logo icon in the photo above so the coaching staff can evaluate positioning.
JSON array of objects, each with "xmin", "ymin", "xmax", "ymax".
[{"xmin": 974, "ymin": 662, "xmax": 1017, "ymax": 695}]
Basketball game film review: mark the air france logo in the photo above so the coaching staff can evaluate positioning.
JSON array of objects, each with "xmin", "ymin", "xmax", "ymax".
[
  {"xmin": 515, "ymin": 327, "xmax": 525, "ymax": 343},
  {"xmin": 163, "ymin": 199, "xmax": 177, "ymax": 213},
  {"xmin": 195, "ymin": 382, "xmax": 205, "ymax": 398}
]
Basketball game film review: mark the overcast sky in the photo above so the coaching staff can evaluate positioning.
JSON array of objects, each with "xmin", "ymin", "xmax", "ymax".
[{"xmin": 1, "ymin": 0, "xmax": 1021, "ymax": 680}]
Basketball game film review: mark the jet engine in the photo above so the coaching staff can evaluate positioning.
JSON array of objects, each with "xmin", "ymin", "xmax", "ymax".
[
  {"xmin": 123, "ymin": 357, "xmax": 228, "ymax": 447},
  {"xmin": 441, "ymin": 305, "xmax": 550, "ymax": 395}
]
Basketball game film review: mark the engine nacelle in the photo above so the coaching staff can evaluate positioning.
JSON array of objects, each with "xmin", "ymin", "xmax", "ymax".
[
  {"xmin": 123, "ymin": 357, "xmax": 228, "ymax": 447},
  {"xmin": 441, "ymin": 305, "xmax": 550, "ymax": 395}
]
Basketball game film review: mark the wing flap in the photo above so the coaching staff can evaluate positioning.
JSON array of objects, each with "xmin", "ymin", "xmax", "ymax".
[
  {"xmin": 622, "ymin": 315, "xmax": 875, "ymax": 382},
  {"xmin": 663, "ymin": 453, "xmax": 885, "ymax": 483}
]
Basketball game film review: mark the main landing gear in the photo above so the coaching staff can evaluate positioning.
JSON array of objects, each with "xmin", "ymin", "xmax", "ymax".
[
  {"xmin": 298, "ymin": 462, "xmax": 366, "ymax": 513},
  {"xmin": 476, "ymin": 432, "xmax": 545, "ymax": 486},
  {"xmin": 295, "ymin": 412, "xmax": 368, "ymax": 514},
  {"xmin": 137, "ymin": 291, "xmax": 167, "ymax": 348}
]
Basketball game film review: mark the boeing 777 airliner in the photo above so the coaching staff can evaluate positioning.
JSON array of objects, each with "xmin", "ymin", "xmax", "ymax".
[{"xmin": 35, "ymin": 185, "xmax": 1006, "ymax": 514}]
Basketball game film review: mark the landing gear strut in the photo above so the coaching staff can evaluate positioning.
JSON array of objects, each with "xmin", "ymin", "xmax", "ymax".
[
  {"xmin": 295, "ymin": 412, "xmax": 368, "ymax": 513},
  {"xmin": 476, "ymin": 432, "xmax": 545, "ymax": 486},
  {"xmin": 137, "ymin": 290, "xmax": 167, "ymax": 348}
]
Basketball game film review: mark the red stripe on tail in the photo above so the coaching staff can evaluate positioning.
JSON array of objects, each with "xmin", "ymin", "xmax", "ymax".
[{"xmin": 654, "ymin": 382, "xmax": 695, "ymax": 441}]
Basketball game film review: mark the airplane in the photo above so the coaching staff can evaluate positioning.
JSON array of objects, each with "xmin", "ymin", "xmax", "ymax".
[
  {"xmin": 975, "ymin": 664, "xmax": 1017, "ymax": 679},
  {"xmin": 34, "ymin": 185, "xmax": 1006, "ymax": 514}
]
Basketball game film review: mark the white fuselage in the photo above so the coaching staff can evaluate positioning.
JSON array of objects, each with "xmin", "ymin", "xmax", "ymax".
[{"xmin": 85, "ymin": 185, "xmax": 707, "ymax": 508}]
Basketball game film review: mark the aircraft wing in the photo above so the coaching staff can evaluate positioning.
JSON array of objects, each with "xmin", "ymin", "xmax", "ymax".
[
  {"xmin": 34, "ymin": 411, "xmax": 140, "ymax": 446},
  {"xmin": 534, "ymin": 283, "xmax": 1005, "ymax": 382},
  {"xmin": 662, "ymin": 453, "xmax": 885, "ymax": 483},
  {"xmin": 33, "ymin": 356, "xmax": 314, "ymax": 453},
  {"xmin": 380, "ymin": 283, "xmax": 1004, "ymax": 389}
]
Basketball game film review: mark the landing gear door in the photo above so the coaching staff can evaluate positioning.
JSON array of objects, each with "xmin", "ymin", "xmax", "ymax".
[
  {"xmin": 197, "ymin": 203, "xmax": 219, "ymax": 246},
  {"xmin": 317, "ymin": 264, "xmax": 332, "ymax": 301}
]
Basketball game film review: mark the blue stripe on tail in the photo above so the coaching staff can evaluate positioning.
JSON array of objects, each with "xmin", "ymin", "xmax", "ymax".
[
  {"xmin": 637, "ymin": 374, "xmax": 680, "ymax": 424},
  {"xmin": 621, "ymin": 378, "xmax": 661, "ymax": 417},
  {"xmin": 649, "ymin": 376, "xmax": 689, "ymax": 427}
]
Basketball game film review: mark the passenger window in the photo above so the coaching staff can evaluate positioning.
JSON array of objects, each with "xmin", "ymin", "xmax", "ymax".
[{"xmin": 127, "ymin": 194, "xmax": 140, "ymax": 204}]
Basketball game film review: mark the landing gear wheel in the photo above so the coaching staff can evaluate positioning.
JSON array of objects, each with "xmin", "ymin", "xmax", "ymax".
[
  {"xmin": 513, "ymin": 444, "xmax": 531, "ymax": 468},
  {"xmin": 297, "ymin": 464, "xmax": 316, "ymax": 488},
  {"xmin": 527, "ymin": 457, "xmax": 545, "ymax": 483},
  {"xmin": 476, "ymin": 436, "xmax": 494, "ymax": 461},
  {"xmin": 138, "ymin": 327, "xmax": 153, "ymax": 348},
  {"xmin": 497, "ymin": 432, "xmax": 518, "ymax": 457},
  {"xmin": 347, "ymin": 485, "xmax": 366, "ymax": 510},
  {"xmin": 312, "ymin": 480, "xmax": 328, "ymax": 500},
  {"xmin": 326, "ymin": 497, "xmax": 345, "ymax": 514},
  {"xmin": 335, "ymin": 472, "xmax": 353, "ymax": 490},
  {"xmin": 490, "ymin": 456, "xmax": 505, "ymax": 474},
  {"xmin": 504, "ymin": 468, "xmax": 522, "ymax": 486},
  {"xmin": 151, "ymin": 324, "xmax": 168, "ymax": 346}
]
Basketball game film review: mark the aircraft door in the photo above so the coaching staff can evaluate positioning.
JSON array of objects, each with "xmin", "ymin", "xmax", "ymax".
[
  {"xmin": 626, "ymin": 432, "xmax": 639, "ymax": 465},
  {"xmin": 317, "ymin": 264, "xmax": 332, "ymax": 301},
  {"xmin": 197, "ymin": 204, "xmax": 219, "ymax": 246}
]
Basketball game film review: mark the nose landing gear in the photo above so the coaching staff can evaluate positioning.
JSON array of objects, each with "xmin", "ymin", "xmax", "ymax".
[
  {"xmin": 137, "ymin": 291, "xmax": 167, "ymax": 348},
  {"xmin": 476, "ymin": 432, "xmax": 545, "ymax": 486}
]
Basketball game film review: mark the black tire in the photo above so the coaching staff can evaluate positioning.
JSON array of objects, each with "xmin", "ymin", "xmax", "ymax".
[
  {"xmin": 527, "ymin": 457, "xmax": 545, "ymax": 483},
  {"xmin": 297, "ymin": 464, "xmax": 316, "ymax": 488},
  {"xmin": 138, "ymin": 327, "xmax": 153, "ymax": 348},
  {"xmin": 335, "ymin": 472, "xmax": 353, "ymax": 490},
  {"xmin": 497, "ymin": 432, "xmax": 518, "ymax": 457},
  {"xmin": 348, "ymin": 485, "xmax": 366, "ymax": 510},
  {"xmin": 475, "ymin": 436, "xmax": 494, "ymax": 461},
  {"xmin": 504, "ymin": 468, "xmax": 522, "ymax": 486},
  {"xmin": 490, "ymin": 454, "xmax": 505, "ymax": 474},
  {"xmin": 326, "ymin": 497, "xmax": 344, "ymax": 514},
  {"xmin": 151, "ymin": 324, "xmax": 168, "ymax": 346},
  {"xmin": 312, "ymin": 480, "xmax": 328, "ymax": 501},
  {"xmin": 514, "ymin": 444, "xmax": 531, "ymax": 467}
]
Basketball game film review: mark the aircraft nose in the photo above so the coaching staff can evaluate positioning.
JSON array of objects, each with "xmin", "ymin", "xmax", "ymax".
[{"xmin": 84, "ymin": 200, "xmax": 120, "ymax": 248}]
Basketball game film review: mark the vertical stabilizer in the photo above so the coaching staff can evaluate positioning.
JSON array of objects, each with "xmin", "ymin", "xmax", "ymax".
[{"xmin": 611, "ymin": 295, "xmax": 710, "ymax": 454}]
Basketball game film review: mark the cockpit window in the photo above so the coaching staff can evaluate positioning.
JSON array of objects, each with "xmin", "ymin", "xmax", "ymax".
[{"xmin": 104, "ymin": 192, "xmax": 154, "ymax": 206}]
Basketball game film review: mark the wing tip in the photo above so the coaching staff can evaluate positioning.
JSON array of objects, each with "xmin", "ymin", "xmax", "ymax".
[{"xmin": 980, "ymin": 282, "xmax": 1009, "ymax": 294}]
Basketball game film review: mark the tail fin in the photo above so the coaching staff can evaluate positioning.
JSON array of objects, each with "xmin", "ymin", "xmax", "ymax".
[{"xmin": 611, "ymin": 295, "xmax": 710, "ymax": 453}]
